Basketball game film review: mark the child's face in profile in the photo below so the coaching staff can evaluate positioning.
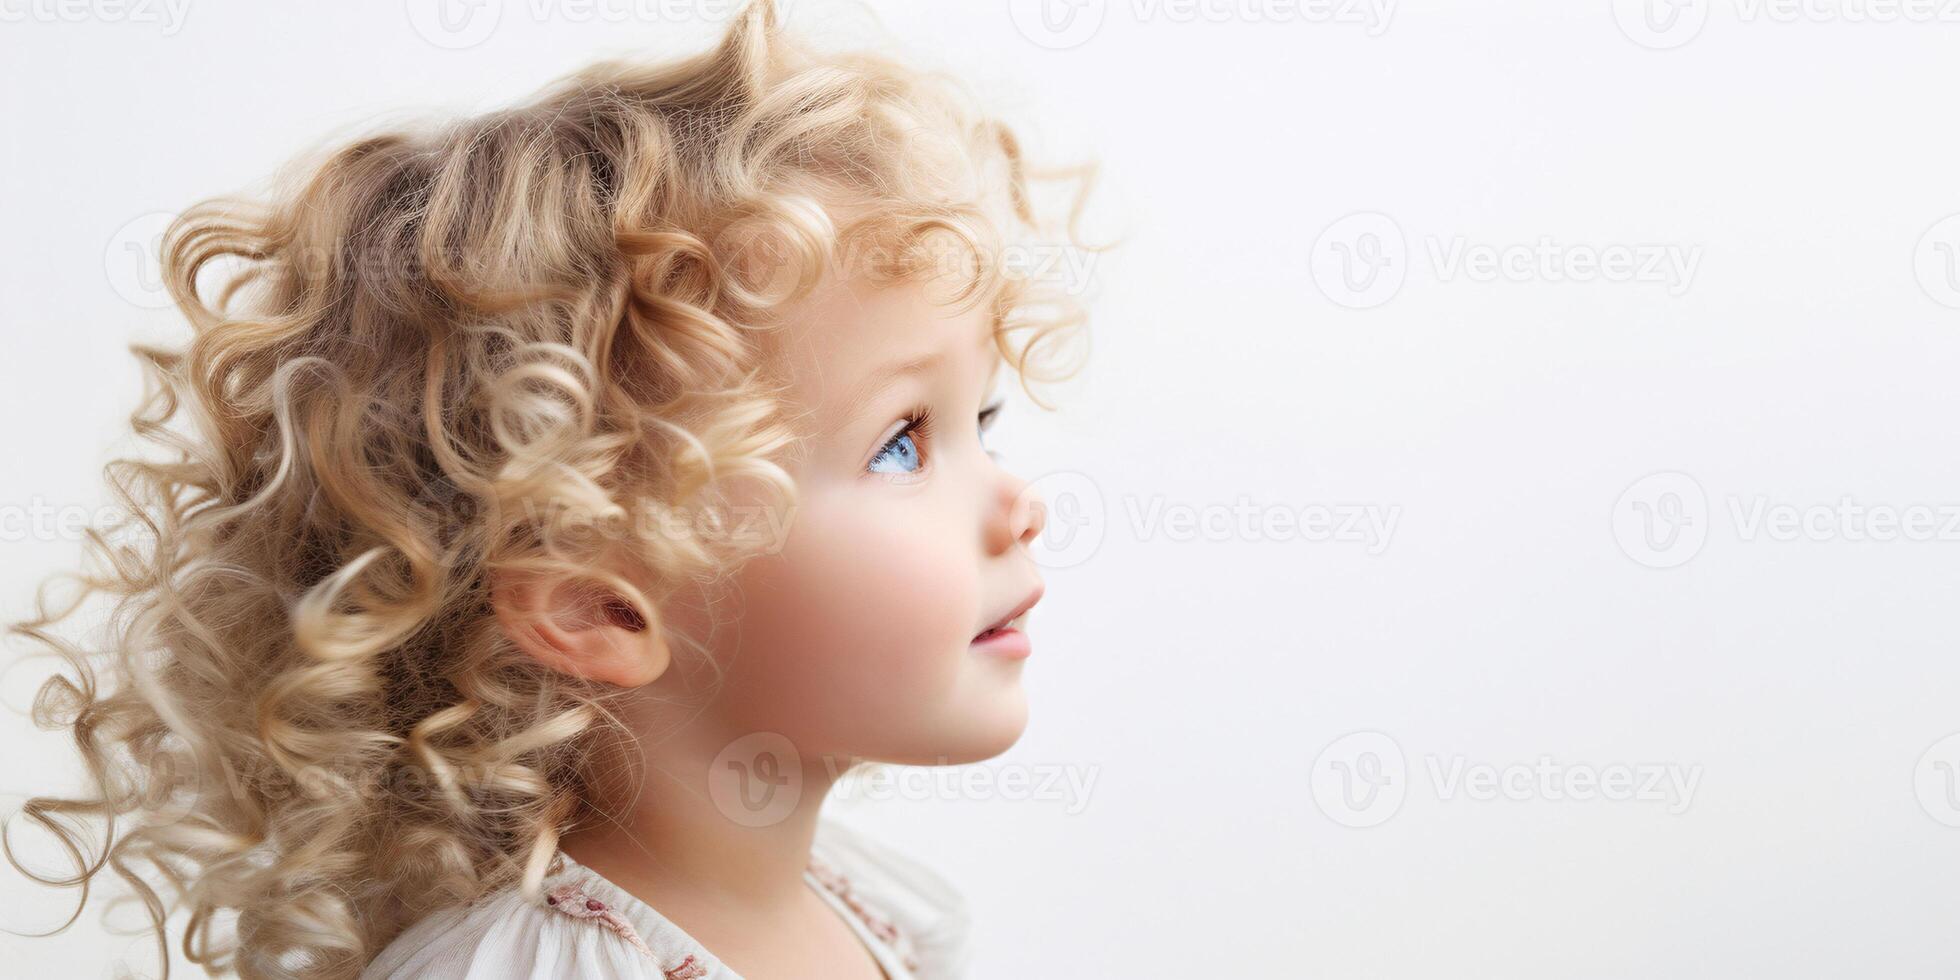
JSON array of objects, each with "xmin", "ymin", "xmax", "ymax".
[{"xmin": 706, "ymin": 268, "xmax": 1049, "ymax": 767}]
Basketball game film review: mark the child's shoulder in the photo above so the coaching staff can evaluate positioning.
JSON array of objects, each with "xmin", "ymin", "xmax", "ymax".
[
  {"xmin": 359, "ymin": 815, "xmax": 971, "ymax": 980},
  {"xmin": 808, "ymin": 814, "xmax": 974, "ymax": 976},
  {"xmin": 355, "ymin": 864, "xmax": 685, "ymax": 980}
]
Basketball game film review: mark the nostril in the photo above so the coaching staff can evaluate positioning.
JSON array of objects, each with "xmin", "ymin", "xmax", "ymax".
[{"xmin": 1020, "ymin": 494, "xmax": 1048, "ymax": 545}]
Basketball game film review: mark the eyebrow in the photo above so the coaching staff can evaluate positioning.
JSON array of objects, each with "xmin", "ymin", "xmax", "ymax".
[
  {"xmin": 826, "ymin": 322, "xmax": 1004, "ymax": 442},
  {"xmin": 827, "ymin": 350, "xmax": 946, "ymax": 439}
]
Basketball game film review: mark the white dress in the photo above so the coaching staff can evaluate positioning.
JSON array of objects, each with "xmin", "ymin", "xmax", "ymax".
[{"xmin": 360, "ymin": 816, "xmax": 971, "ymax": 979}]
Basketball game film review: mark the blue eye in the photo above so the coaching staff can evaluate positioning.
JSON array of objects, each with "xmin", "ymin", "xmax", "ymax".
[
  {"xmin": 866, "ymin": 401, "xmax": 1003, "ymax": 477},
  {"xmin": 869, "ymin": 405, "xmax": 932, "ymax": 476},
  {"xmin": 869, "ymin": 429, "xmax": 923, "ymax": 474}
]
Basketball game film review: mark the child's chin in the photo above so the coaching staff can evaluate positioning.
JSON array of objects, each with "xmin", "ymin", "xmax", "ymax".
[
  {"xmin": 874, "ymin": 693, "xmax": 1029, "ymax": 767},
  {"xmin": 938, "ymin": 692, "xmax": 1031, "ymax": 765}
]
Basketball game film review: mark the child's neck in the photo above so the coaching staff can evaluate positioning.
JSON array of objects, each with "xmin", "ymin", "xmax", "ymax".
[{"xmin": 557, "ymin": 733, "xmax": 841, "ymax": 919}]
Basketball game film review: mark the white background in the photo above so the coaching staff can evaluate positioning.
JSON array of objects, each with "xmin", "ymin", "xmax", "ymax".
[{"xmin": 7, "ymin": 1, "xmax": 1960, "ymax": 977}]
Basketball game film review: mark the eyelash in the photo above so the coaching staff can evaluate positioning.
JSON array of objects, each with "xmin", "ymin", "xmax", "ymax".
[{"xmin": 868, "ymin": 401, "xmax": 1005, "ymax": 475}]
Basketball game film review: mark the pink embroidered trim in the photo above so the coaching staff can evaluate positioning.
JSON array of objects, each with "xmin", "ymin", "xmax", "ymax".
[
  {"xmin": 542, "ymin": 883, "xmax": 669, "ymax": 966},
  {"xmin": 661, "ymin": 954, "xmax": 708, "ymax": 980},
  {"xmin": 544, "ymin": 883, "xmax": 709, "ymax": 978},
  {"xmin": 545, "ymin": 862, "xmax": 919, "ymax": 977},
  {"xmin": 806, "ymin": 856, "xmax": 921, "ymax": 974}
]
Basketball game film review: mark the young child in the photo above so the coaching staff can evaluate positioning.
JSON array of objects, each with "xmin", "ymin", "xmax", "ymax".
[{"xmin": 7, "ymin": 3, "xmax": 1095, "ymax": 977}]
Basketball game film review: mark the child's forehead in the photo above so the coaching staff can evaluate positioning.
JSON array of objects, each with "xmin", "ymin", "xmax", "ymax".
[
  {"xmin": 771, "ymin": 272, "xmax": 999, "ymax": 380},
  {"xmin": 764, "ymin": 272, "xmax": 1002, "ymax": 426}
]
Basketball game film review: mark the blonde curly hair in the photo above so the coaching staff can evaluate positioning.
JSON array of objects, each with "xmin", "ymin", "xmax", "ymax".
[{"xmin": 4, "ymin": 3, "xmax": 1095, "ymax": 976}]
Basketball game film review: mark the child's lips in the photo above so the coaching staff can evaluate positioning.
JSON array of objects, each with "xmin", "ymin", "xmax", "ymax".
[
  {"xmin": 973, "ymin": 583, "xmax": 1044, "ymax": 640},
  {"xmin": 970, "ymin": 625, "xmax": 1032, "ymax": 659}
]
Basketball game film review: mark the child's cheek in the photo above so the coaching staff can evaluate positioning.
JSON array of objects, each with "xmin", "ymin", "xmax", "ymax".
[{"xmin": 728, "ymin": 487, "xmax": 974, "ymax": 749}]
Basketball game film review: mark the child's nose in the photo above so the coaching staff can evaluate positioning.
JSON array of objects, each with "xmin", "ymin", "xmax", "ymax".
[{"xmin": 987, "ymin": 470, "xmax": 1047, "ymax": 555}]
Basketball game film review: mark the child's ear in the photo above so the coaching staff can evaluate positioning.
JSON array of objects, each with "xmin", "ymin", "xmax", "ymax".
[{"xmin": 490, "ymin": 569, "xmax": 670, "ymax": 687}]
